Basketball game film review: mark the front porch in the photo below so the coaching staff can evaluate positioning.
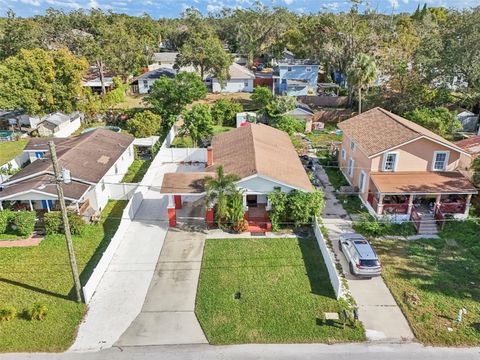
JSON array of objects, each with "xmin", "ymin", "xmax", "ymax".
[
  {"xmin": 367, "ymin": 171, "xmax": 478, "ymax": 234},
  {"xmin": 0, "ymin": 198, "xmax": 91, "ymax": 215}
]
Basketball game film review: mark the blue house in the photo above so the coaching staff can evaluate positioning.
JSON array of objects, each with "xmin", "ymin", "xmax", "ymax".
[{"xmin": 273, "ymin": 60, "xmax": 319, "ymax": 96}]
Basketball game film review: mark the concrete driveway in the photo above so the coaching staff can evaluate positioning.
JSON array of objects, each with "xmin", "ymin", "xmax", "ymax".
[
  {"xmin": 317, "ymin": 165, "xmax": 414, "ymax": 342},
  {"xmin": 116, "ymin": 227, "xmax": 208, "ymax": 346}
]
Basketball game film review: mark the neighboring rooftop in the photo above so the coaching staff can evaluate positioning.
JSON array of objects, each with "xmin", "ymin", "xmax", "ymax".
[
  {"xmin": 160, "ymin": 172, "xmax": 212, "ymax": 194},
  {"xmin": 136, "ymin": 68, "xmax": 176, "ymax": 81},
  {"xmin": 152, "ymin": 52, "xmax": 178, "ymax": 63},
  {"xmin": 6, "ymin": 129, "xmax": 134, "ymax": 185},
  {"xmin": 207, "ymin": 123, "xmax": 313, "ymax": 191},
  {"xmin": 338, "ymin": 107, "xmax": 469, "ymax": 157},
  {"xmin": 225, "ymin": 63, "xmax": 255, "ymax": 80},
  {"xmin": 455, "ymin": 135, "xmax": 480, "ymax": 156}
]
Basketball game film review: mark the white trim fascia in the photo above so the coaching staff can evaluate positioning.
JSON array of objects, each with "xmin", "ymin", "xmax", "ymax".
[
  {"xmin": 368, "ymin": 135, "xmax": 471, "ymax": 158},
  {"xmin": 0, "ymin": 188, "xmax": 81, "ymax": 201},
  {"xmin": 432, "ymin": 150, "xmax": 450, "ymax": 171},
  {"xmin": 2, "ymin": 171, "xmax": 48, "ymax": 186},
  {"xmin": 235, "ymin": 174, "xmax": 310, "ymax": 192}
]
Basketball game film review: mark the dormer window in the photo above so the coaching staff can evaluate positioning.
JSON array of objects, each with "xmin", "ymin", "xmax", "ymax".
[
  {"xmin": 433, "ymin": 151, "xmax": 449, "ymax": 171},
  {"xmin": 383, "ymin": 152, "xmax": 398, "ymax": 172}
]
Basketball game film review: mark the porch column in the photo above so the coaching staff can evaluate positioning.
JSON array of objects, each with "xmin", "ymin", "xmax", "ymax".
[
  {"xmin": 266, "ymin": 195, "xmax": 272, "ymax": 211},
  {"xmin": 174, "ymin": 195, "xmax": 182, "ymax": 210},
  {"xmin": 376, "ymin": 194, "xmax": 384, "ymax": 215},
  {"xmin": 434, "ymin": 194, "xmax": 442, "ymax": 213},
  {"xmin": 29, "ymin": 200, "xmax": 34, "ymax": 211},
  {"xmin": 0, "ymin": 201, "xmax": 3, "ymax": 211},
  {"xmin": 167, "ymin": 195, "xmax": 176, "ymax": 227},
  {"xmin": 407, "ymin": 194, "xmax": 414, "ymax": 215},
  {"xmin": 76, "ymin": 202, "xmax": 80, "ymax": 214},
  {"xmin": 206, "ymin": 208, "xmax": 214, "ymax": 228},
  {"xmin": 242, "ymin": 193, "xmax": 248, "ymax": 211},
  {"xmin": 45, "ymin": 200, "xmax": 50, "ymax": 212},
  {"xmin": 464, "ymin": 194, "xmax": 473, "ymax": 216}
]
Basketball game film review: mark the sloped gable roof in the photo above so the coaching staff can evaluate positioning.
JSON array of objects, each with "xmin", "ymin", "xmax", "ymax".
[
  {"xmin": 337, "ymin": 107, "xmax": 468, "ymax": 157},
  {"xmin": 208, "ymin": 123, "xmax": 313, "ymax": 191}
]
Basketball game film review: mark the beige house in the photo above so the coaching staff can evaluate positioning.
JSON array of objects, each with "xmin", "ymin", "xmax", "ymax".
[{"xmin": 337, "ymin": 107, "xmax": 477, "ymax": 232}]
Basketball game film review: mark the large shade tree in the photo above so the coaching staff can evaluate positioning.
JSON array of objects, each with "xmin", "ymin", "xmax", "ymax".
[{"xmin": 347, "ymin": 53, "xmax": 378, "ymax": 113}]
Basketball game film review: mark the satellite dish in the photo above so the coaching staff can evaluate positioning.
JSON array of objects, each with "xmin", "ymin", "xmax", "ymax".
[{"xmin": 61, "ymin": 168, "xmax": 71, "ymax": 184}]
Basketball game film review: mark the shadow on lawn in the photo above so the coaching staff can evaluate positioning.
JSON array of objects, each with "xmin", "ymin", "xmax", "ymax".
[
  {"xmin": 0, "ymin": 277, "xmax": 70, "ymax": 301},
  {"xmin": 297, "ymin": 236, "xmax": 337, "ymax": 299}
]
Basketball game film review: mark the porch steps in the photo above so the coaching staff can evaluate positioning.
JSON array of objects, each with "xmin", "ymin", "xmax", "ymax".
[{"xmin": 417, "ymin": 214, "xmax": 438, "ymax": 235}]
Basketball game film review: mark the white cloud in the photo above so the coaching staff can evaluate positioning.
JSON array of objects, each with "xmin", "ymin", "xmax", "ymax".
[
  {"xmin": 389, "ymin": 0, "xmax": 399, "ymax": 9},
  {"xmin": 20, "ymin": 0, "xmax": 41, "ymax": 6},
  {"xmin": 45, "ymin": 0, "xmax": 81, "ymax": 9},
  {"xmin": 321, "ymin": 1, "xmax": 339, "ymax": 10},
  {"xmin": 284, "ymin": 0, "xmax": 293, "ymax": 4}
]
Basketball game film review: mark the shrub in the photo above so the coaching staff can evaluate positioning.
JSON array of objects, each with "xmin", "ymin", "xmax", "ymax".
[
  {"xmin": 0, "ymin": 210, "xmax": 13, "ymax": 233},
  {"xmin": 44, "ymin": 212, "xmax": 63, "ymax": 235},
  {"xmin": 353, "ymin": 213, "xmax": 416, "ymax": 237},
  {"xmin": 12, "ymin": 211, "xmax": 36, "ymax": 236},
  {"xmin": 271, "ymin": 115, "xmax": 304, "ymax": 135},
  {"xmin": 44, "ymin": 211, "xmax": 84, "ymax": 235},
  {"xmin": 27, "ymin": 303, "xmax": 48, "ymax": 320},
  {"xmin": 126, "ymin": 110, "xmax": 162, "ymax": 138},
  {"xmin": 211, "ymin": 99, "xmax": 243, "ymax": 126},
  {"xmin": 0, "ymin": 306, "xmax": 17, "ymax": 321}
]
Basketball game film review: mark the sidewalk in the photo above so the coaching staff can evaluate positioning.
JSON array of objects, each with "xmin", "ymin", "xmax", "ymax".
[{"xmin": 316, "ymin": 165, "xmax": 414, "ymax": 342}]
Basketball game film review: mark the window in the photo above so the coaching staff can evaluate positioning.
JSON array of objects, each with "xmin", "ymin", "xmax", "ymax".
[
  {"xmin": 143, "ymin": 80, "xmax": 148, "ymax": 88},
  {"xmin": 273, "ymin": 186, "xmax": 281, "ymax": 192},
  {"xmin": 433, "ymin": 151, "xmax": 449, "ymax": 171},
  {"xmin": 348, "ymin": 158, "xmax": 354, "ymax": 177},
  {"xmin": 129, "ymin": 146, "xmax": 132, "ymax": 157},
  {"xmin": 287, "ymin": 66, "xmax": 292, "ymax": 72},
  {"xmin": 115, "ymin": 164, "xmax": 118, "ymax": 175},
  {"xmin": 341, "ymin": 149, "xmax": 346, "ymax": 160},
  {"xmin": 383, "ymin": 152, "xmax": 398, "ymax": 172},
  {"xmin": 350, "ymin": 141, "xmax": 356, "ymax": 151},
  {"xmin": 244, "ymin": 81, "xmax": 249, "ymax": 87},
  {"xmin": 101, "ymin": 181, "xmax": 106, "ymax": 192},
  {"xmin": 306, "ymin": 66, "xmax": 312, "ymax": 72},
  {"xmin": 359, "ymin": 171, "xmax": 366, "ymax": 192}
]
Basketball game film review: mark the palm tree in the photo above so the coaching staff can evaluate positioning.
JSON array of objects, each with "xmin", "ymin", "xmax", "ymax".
[
  {"xmin": 347, "ymin": 53, "xmax": 377, "ymax": 114},
  {"xmin": 204, "ymin": 165, "xmax": 240, "ymax": 227}
]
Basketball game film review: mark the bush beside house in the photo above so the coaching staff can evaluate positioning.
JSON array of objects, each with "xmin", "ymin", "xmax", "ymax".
[{"xmin": 0, "ymin": 210, "xmax": 37, "ymax": 237}]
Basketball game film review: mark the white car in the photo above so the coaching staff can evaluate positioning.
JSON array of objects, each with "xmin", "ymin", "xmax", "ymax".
[{"xmin": 339, "ymin": 233, "xmax": 382, "ymax": 277}]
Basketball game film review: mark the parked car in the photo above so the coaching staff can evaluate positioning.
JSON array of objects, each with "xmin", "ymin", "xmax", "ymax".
[{"xmin": 339, "ymin": 233, "xmax": 381, "ymax": 277}]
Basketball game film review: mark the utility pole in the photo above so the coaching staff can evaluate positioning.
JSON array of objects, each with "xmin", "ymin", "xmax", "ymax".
[{"xmin": 48, "ymin": 141, "xmax": 83, "ymax": 303}]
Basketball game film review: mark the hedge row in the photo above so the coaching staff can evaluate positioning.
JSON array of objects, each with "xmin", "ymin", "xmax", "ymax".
[
  {"xmin": 0, "ymin": 210, "xmax": 37, "ymax": 236},
  {"xmin": 44, "ymin": 211, "xmax": 84, "ymax": 235}
]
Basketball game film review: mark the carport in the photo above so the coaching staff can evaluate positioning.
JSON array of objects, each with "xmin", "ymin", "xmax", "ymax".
[{"xmin": 160, "ymin": 172, "xmax": 211, "ymax": 227}]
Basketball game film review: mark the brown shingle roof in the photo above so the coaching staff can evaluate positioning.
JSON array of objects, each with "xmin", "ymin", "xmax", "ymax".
[
  {"xmin": 0, "ymin": 174, "xmax": 90, "ymax": 201},
  {"xmin": 370, "ymin": 171, "xmax": 477, "ymax": 194},
  {"xmin": 6, "ymin": 129, "xmax": 134, "ymax": 185},
  {"xmin": 455, "ymin": 135, "xmax": 480, "ymax": 156},
  {"xmin": 207, "ymin": 123, "xmax": 313, "ymax": 191},
  {"xmin": 160, "ymin": 172, "xmax": 211, "ymax": 194},
  {"xmin": 338, "ymin": 107, "xmax": 467, "ymax": 157}
]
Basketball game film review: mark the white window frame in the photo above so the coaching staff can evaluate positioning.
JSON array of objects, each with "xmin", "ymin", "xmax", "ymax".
[
  {"xmin": 432, "ymin": 151, "xmax": 449, "ymax": 171},
  {"xmin": 306, "ymin": 66, "xmax": 312, "ymax": 72},
  {"xmin": 341, "ymin": 148, "xmax": 346, "ymax": 160},
  {"xmin": 382, "ymin": 151, "xmax": 398, "ymax": 172},
  {"xmin": 350, "ymin": 141, "xmax": 356, "ymax": 151},
  {"xmin": 143, "ymin": 79, "xmax": 148, "ymax": 88},
  {"xmin": 287, "ymin": 66, "xmax": 292, "ymax": 72},
  {"xmin": 244, "ymin": 81, "xmax": 249, "ymax": 87},
  {"xmin": 348, "ymin": 158, "xmax": 354, "ymax": 177},
  {"xmin": 359, "ymin": 170, "xmax": 366, "ymax": 192}
]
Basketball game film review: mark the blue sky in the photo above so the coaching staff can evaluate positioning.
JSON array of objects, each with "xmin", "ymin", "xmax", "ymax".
[{"xmin": 1, "ymin": 0, "xmax": 479, "ymax": 18}]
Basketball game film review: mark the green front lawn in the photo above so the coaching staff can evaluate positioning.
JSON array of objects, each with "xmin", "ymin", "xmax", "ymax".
[
  {"xmin": 0, "ymin": 200, "xmax": 127, "ymax": 352},
  {"xmin": 196, "ymin": 237, "xmax": 365, "ymax": 344},
  {"xmin": 375, "ymin": 219, "xmax": 480, "ymax": 346},
  {"xmin": 121, "ymin": 159, "xmax": 151, "ymax": 183},
  {"xmin": 0, "ymin": 140, "xmax": 28, "ymax": 166}
]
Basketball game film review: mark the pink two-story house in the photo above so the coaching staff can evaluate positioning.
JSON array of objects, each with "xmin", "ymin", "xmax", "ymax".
[{"xmin": 337, "ymin": 107, "xmax": 477, "ymax": 232}]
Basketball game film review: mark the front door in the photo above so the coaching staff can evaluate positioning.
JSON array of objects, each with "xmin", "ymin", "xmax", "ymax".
[
  {"xmin": 246, "ymin": 195, "xmax": 257, "ymax": 207},
  {"xmin": 41, "ymin": 200, "xmax": 54, "ymax": 210}
]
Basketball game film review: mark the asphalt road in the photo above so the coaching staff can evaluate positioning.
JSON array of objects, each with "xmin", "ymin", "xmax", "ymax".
[{"xmin": 1, "ymin": 343, "xmax": 479, "ymax": 360}]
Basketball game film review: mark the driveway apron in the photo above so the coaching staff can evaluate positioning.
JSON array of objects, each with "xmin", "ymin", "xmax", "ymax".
[
  {"xmin": 316, "ymin": 165, "xmax": 414, "ymax": 342},
  {"xmin": 116, "ymin": 228, "xmax": 208, "ymax": 346}
]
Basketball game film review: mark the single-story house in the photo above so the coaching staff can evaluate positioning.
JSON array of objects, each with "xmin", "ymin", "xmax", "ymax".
[
  {"xmin": 337, "ymin": 107, "xmax": 477, "ymax": 233},
  {"xmin": 131, "ymin": 68, "xmax": 176, "ymax": 94},
  {"xmin": 36, "ymin": 112, "xmax": 83, "ymax": 138},
  {"xmin": 148, "ymin": 52, "xmax": 197, "ymax": 73},
  {"xmin": 82, "ymin": 77, "xmax": 115, "ymax": 94},
  {"xmin": 0, "ymin": 129, "xmax": 135, "ymax": 217},
  {"xmin": 283, "ymin": 103, "xmax": 315, "ymax": 132},
  {"xmin": 160, "ymin": 123, "xmax": 313, "ymax": 231},
  {"xmin": 273, "ymin": 60, "xmax": 319, "ymax": 96},
  {"xmin": 211, "ymin": 63, "xmax": 255, "ymax": 93}
]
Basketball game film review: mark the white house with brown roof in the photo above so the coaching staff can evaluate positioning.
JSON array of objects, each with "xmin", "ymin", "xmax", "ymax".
[
  {"xmin": 337, "ymin": 107, "xmax": 477, "ymax": 233},
  {"xmin": 211, "ymin": 63, "xmax": 255, "ymax": 93},
  {"xmin": 0, "ymin": 129, "xmax": 135, "ymax": 218},
  {"xmin": 159, "ymin": 123, "xmax": 313, "ymax": 231}
]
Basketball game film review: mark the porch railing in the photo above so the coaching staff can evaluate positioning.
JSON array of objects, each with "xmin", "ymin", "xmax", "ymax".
[
  {"xmin": 438, "ymin": 202, "xmax": 466, "ymax": 214},
  {"xmin": 411, "ymin": 208, "xmax": 421, "ymax": 232},
  {"xmin": 382, "ymin": 203, "xmax": 409, "ymax": 215},
  {"xmin": 434, "ymin": 207, "xmax": 446, "ymax": 231},
  {"xmin": 78, "ymin": 199, "xmax": 90, "ymax": 215}
]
